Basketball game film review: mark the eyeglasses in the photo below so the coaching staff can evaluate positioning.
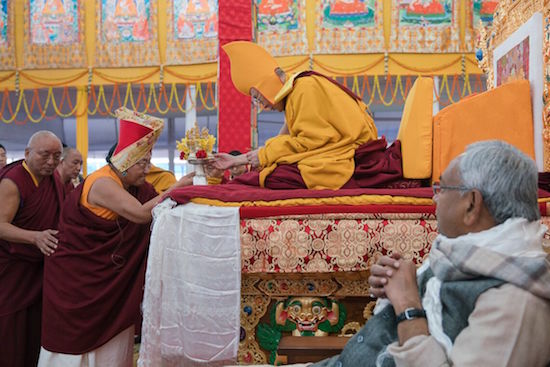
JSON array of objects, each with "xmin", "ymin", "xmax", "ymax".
[
  {"xmin": 251, "ymin": 95, "xmax": 265, "ymax": 110},
  {"xmin": 134, "ymin": 159, "xmax": 151, "ymax": 169},
  {"xmin": 432, "ymin": 181, "xmax": 470, "ymax": 195},
  {"xmin": 33, "ymin": 150, "xmax": 61, "ymax": 162},
  {"xmin": 250, "ymin": 91, "xmax": 270, "ymax": 111}
]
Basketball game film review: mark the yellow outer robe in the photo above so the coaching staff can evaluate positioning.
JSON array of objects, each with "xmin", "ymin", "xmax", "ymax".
[
  {"xmin": 145, "ymin": 164, "xmax": 177, "ymax": 194},
  {"xmin": 258, "ymin": 74, "xmax": 377, "ymax": 189}
]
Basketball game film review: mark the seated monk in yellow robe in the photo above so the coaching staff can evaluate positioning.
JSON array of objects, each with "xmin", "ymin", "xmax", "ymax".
[
  {"xmin": 213, "ymin": 41, "xmax": 378, "ymax": 190},
  {"xmin": 146, "ymin": 163, "xmax": 177, "ymax": 193}
]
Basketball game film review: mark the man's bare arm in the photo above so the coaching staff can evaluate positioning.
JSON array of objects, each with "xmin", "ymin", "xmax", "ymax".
[
  {"xmin": 88, "ymin": 173, "xmax": 194, "ymax": 224},
  {"xmin": 0, "ymin": 178, "xmax": 58, "ymax": 255}
]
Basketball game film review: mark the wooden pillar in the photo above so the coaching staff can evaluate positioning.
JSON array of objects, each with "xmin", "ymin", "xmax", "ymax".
[{"xmin": 76, "ymin": 87, "xmax": 89, "ymax": 177}]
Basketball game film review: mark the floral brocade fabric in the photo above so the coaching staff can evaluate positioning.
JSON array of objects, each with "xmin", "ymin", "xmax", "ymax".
[{"xmin": 240, "ymin": 213, "xmax": 438, "ymax": 273}]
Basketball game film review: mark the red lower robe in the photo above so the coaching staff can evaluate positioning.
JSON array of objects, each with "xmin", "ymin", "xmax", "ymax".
[
  {"xmin": 41, "ymin": 181, "xmax": 157, "ymax": 354},
  {"xmin": 0, "ymin": 160, "xmax": 63, "ymax": 367}
]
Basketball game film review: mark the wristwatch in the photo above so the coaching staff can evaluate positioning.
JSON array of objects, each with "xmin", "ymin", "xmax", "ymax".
[{"xmin": 396, "ymin": 307, "xmax": 426, "ymax": 324}]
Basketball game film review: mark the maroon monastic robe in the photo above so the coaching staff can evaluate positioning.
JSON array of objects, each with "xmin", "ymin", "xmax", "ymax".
[
  {"xmin": 54, "ymin": 169, "xmax": 77, "ymax": 200},
  {"xmin": 0, "ymin": 160, "xmax": 63, "ymax": 367},
  {"xmin": 41, "ymin": 181, "xmax": 157, "ymax": 354}
]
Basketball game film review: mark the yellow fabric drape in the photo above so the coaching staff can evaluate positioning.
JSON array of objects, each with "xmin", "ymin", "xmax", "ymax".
[
  {"xmin": 188, "ymin": 195, "xmax": 550, "ymax": 207},
  {"xmin": 305, "ymin": 0, "xmax": 315, "ymax": 53},
  {"xmin": 14, "ymin": 0, "xmax": 23, "ymax": 69},
  {"xmin": 1, "ymin": 65, "xmax": 218, "ymax": 91},
  {"xmin": 460, "ymin": 0, "xmax": 467, "ymax": 50},
  {"xmin": 158, "ymin": 0, "xmax": 167, "ymax": 65},
  {"xmin": 191, "ymin": 195, "xmax": 435, "ymax": 207},
  {"xmin": 76, "ymin": 87, "xmax": 89, "ymax": 177},
  {"xmin": 383, "ymin": 0, "xmax": 392, "ymax": 49},
  {"xmin": 273, "ymin": 53, "xmax": 481, "ymax": 77},
  {"xmin": 0, "ymin": 54, "xmax": 480, "ymax": 91},
  {"xmin": 85, "ymin": 0, "xmax": 95, "ymax": 67},
  {"xmin": 0, "ymin": 1, "xmax": 15, "ymax": 70}
]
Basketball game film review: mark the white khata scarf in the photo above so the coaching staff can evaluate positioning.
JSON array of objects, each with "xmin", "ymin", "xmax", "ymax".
[{"xmin": 423, "ymin": 217, "xmax": 550, "ymax": 356}]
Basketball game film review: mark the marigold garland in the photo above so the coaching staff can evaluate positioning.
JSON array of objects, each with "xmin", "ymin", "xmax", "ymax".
[{"xmin": 0, "ymin": 76, "xmax": 485, "ymax": 124}]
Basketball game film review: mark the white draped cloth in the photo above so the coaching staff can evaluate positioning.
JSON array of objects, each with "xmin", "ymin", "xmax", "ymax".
[{"xmin": 138, "ymin": 201, "xmax": 242, "ymax": 367}]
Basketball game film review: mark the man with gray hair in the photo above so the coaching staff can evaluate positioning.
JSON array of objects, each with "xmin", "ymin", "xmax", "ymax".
[
  {"xmin": 308, "ymin": 140, "xmax": 550, "ymax": 367},
  {"xmin": 0, "ymin": 130, "xmax": 63, "ymax": 367},
  {"xmin": 55, "ymin": 145, "xmax": 83, "ymax": 197}
]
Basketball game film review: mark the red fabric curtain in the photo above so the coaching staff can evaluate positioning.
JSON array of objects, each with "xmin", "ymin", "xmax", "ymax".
[{"xmin": 218, "ymin": 0, "xmax": 252, "ymax": 154}]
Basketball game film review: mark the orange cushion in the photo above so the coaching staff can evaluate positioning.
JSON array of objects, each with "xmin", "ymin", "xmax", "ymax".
[
  {"xmin": 397, "ymin": 77, "xmax": 434, "ymax": 179},
  {"xmin": 432, "ymin": 80, "xmax": 534, "ymax": 181}
]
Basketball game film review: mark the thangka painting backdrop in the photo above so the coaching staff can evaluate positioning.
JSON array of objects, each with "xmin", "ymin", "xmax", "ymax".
[
  {"xmin": 496, "ymin": 36, "xmax": 529, "ymax": 85},
  {"xmin": 255, "ymin": 0, "xmax": 307, "ymax": 56},
  {"xmin": 166, "ymin": 0, "xmax": 218, "ymax": 65},
  {"xmin": 315, "ymin": 0, "xmax": 384, "ymax": 54},
  {"xmin": 96, "ymin": 0, "xmax": 159, "ymax": 67},
  {"xmin": 465, "ymin": 0, "xmax": 499, "ymax": 52},
  {"xmin": 0, "ymin": 0, "xmax": 14, "ymax": 70},
  {"xmin": 390, "ymin": 0, "xmax": 460, "ymax": 53},
  {"xmin": 474, "ymin": 0, "xmax": 498, "ymax": 26},
  {"xmin": 23, "ymin": 0, "xmax": 86, "ymax": 69}
]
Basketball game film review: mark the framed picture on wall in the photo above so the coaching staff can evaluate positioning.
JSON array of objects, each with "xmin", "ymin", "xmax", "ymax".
[{"xmin": 493, "ymin": 12, "xmax": 543, "ymax": 170}]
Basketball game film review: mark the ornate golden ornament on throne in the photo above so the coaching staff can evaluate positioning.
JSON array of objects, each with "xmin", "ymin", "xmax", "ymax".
[
  {"xmin": 339, "ymin": 321, "xmax": 362, "ymax": 337},
  {"xmin": 362, "ymin": 299, "xmax": 377, "ymax": 320}
]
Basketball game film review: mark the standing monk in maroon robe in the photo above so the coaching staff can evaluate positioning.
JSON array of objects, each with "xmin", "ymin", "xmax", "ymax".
[
  {"xmin": 0, "ymin": 143, "xmax": 7, "ymax": 169},
  {"xmin": 55, "ymin": 146, "xmax": 83, "ymax": 199},
  {"xmin": 39, "ymin": 108, "xmax": 194, "ymax": 367},
  {"xmin": 0, "ymin": 131, "xmax": 63, "ymax": 367}
]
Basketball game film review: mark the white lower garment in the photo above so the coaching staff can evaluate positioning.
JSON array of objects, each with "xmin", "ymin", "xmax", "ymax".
[{"xmin": 37, "ymin": 325, "xmax": 134, "ymax": 367}]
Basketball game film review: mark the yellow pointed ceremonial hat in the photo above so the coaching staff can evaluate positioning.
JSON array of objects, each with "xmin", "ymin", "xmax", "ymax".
[{"xmin": 222, "ymin": 41, "xmax": 283, "ymax": 105}]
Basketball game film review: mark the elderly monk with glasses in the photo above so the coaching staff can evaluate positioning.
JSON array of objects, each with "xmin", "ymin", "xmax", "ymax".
[
  {"xmin": 0, "ymin": 131, "xmax": 64, "ymax": 367},
  {"xmin": 213, "ymin": 41, "xmax": 378, "ymax": 190}
]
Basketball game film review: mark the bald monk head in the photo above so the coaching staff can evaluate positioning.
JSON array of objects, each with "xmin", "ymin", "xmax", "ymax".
[{"xmin": 24, "ymin": 131, "xmax": 63, "ymax": 182}]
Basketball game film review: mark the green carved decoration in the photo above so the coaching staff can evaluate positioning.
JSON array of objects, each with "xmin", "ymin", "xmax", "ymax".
[{"xmin": 257, "ymin": 297, "xmax": 347, "ymax": 365}]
